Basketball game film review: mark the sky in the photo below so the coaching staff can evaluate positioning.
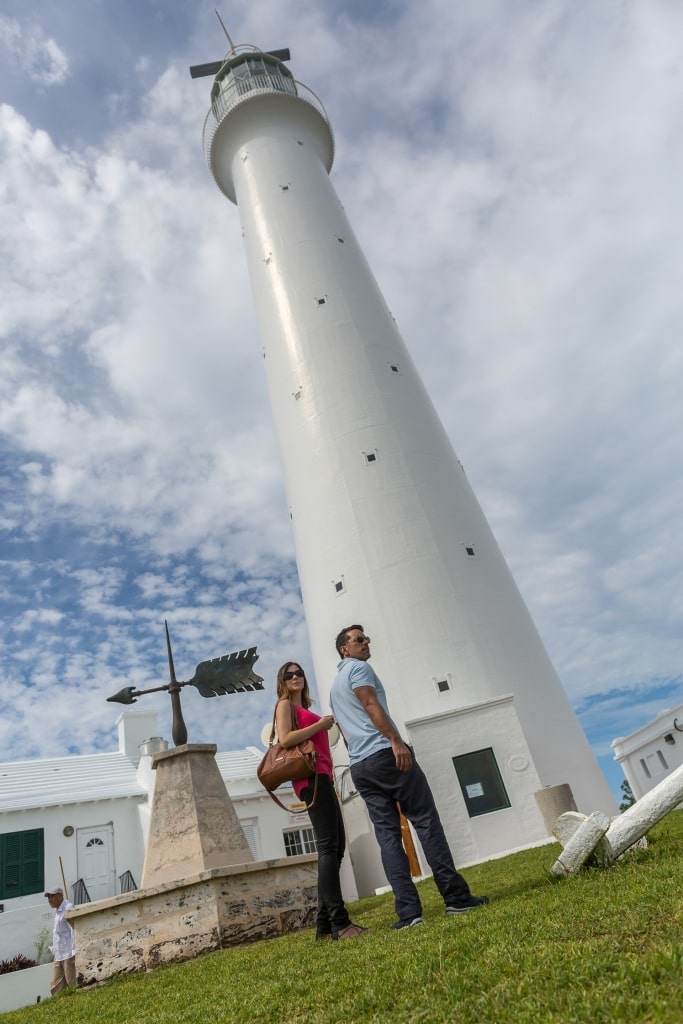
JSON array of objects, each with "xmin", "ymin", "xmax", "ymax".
[{"xmin": 1, "ymin": 0, "xmax": 682, "ymax": 802}]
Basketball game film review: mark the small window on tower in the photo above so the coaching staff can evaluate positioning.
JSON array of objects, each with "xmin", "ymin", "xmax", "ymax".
[
  {"xmin": 314, "ymin": 296, "xmax": 327, "ymax": 306},
  {"xmin": 333, "ymin": 577, "xmax": 346, "ymax": 595},
  {"xmin": 435, "ymin": 678, "xmax": 451, "ymax": 694},
  {"xmin": 363, "ymin": 451, "xmax": 378, "ymax": 464},
  {"xmin": 280, "ymin": 184, "xmax": 290, "ymax": 191},
  {"xmin": 464, "ymin": 545, "xmax": 476, "ymax": 558},
  {"xmin": 297, "ymin": 140, "xmax": 304, "ymax": 146},
  {"xmin": 389, "ymin": 364, "xmax": 399, "ymax": 373},
  {"xmin": 336, "ymin": 236, "xmax": 345, "ymax": 243},
  {"xmin": 293, "ymin": 389, "xmax": 303, "ymax": 401}
]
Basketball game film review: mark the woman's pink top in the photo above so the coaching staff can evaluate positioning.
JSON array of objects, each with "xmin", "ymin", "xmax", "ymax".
[{"xmin": 290, "ymin": 704, "xmax": 333, "ymax": 799}]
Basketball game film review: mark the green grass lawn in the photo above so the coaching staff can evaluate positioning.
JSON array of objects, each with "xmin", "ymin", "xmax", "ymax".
[{"xmin": 8, "ymin": 812, "xmax": 683, "ymax": 1023}]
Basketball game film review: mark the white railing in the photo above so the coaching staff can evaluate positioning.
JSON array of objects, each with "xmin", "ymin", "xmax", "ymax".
[
  {"xmin": 202, "ymin": 78, "xmax": 333, "ymax": 169},
  {"xmin": 214, "ymin": 71, "xmax": 298, "ymax": 120}
]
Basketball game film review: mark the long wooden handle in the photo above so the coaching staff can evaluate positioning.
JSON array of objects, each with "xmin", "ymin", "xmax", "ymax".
[{"xmin": 59, "ymin": 855, "xmax": 68, "ymax": 896}]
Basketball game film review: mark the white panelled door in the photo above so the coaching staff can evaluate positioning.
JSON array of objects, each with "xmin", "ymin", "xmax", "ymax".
[{"xmin": 76, "ymin": 825, "xmax": 115, "ymax": 901}]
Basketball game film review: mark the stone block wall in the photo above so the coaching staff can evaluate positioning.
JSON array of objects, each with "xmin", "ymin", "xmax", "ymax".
[{"xmin": 70, "ymin": 856, "xmax": 318, "ymax": 985}]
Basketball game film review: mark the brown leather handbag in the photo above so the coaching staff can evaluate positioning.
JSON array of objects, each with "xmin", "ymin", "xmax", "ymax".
[{"xmin": 257, "ymin": 702, "xmax": 319, "ymax": 811}]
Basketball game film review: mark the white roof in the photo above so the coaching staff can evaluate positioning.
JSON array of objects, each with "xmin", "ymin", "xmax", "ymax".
[
  {"xmin": 214, "ymin": 747, "xmax": 262, "ymax": 780},
  {"xmin": 0, "ymin": 747, "xmax": 264, "ymax": 814},
  {"xmin": 0, "ymin": 752, "xmax": 144, "ymax": 814}
]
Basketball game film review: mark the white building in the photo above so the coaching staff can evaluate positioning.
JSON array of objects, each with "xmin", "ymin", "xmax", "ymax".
[
  {"xmin": 612, "ymin": 702, "xmax": 683, "ymax": 800},
  {"xmin": 200, "ymin": 45, "xmax": 616, "ymax": 879},
  {"xmin": 0, "ymin": 711, "xmax": 320, "ymax": 962}
]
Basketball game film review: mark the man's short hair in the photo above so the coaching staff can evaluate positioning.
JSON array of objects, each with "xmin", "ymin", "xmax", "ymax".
[{"xmin": 335, "ymin": 624, "xmax": 364, "ymax": 657}]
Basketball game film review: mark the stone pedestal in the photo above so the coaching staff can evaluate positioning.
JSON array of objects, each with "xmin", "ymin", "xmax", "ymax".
[
  {"xmin": 70, "ymin": 858, "xmax": 318, "ymax": 985},
  {"xmin": 534, "ymin": 783, "xmax": 578, "ymax": 835},
  {"xmin": 69, "ymin": 743, "xmax": 318, "ymax": 983},
  {"xmin": 141, "ymin": 744, "xmax": 254, "ymax": 887}
]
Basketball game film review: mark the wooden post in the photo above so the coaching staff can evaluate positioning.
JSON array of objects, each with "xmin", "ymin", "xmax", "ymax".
[
  {"xmin": 398, "ymin": 806, "xmax": 421, "ymax": 878},
  {"xmin": 59, "ymin": 855, "xmax": 68, "ymax": 896}
]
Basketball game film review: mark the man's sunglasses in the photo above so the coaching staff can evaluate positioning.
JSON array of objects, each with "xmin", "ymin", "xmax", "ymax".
[
  {"xmin": 283, "ymin": 670, "xmax": 305, "ymax": 681},
  {"xmin": 347, "ymin": 635, "xmax": 371, "ymax": 645}
]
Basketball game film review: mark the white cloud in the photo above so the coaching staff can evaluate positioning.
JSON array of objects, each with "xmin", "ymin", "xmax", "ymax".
[{"xmin": 0, "ymin": 15, "xmax": 69, "ymax": 86}]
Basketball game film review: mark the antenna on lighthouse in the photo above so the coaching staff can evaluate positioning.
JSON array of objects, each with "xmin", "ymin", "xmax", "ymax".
[{"xmin": 214, "ymin": 9, "xmax": 236, "ymax": 55}]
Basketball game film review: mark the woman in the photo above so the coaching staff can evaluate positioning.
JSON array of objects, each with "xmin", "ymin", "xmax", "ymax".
[{"xmin": 275, "ymin": 661, "xmax": 367, "ymax": 940}]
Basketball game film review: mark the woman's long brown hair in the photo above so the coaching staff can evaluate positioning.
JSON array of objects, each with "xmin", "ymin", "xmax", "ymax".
[{"xmin": 275, "ymin": 662, "xmax": 313, "ymax": 709}]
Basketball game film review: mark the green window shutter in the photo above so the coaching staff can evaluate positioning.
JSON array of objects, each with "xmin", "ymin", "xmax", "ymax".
[
  {"xmin": 21, "ymin": 830, "xmax": 44, "ymax": 895},
  {"xmin": 1, "ymin": 833, "xmax": 23, "ymax": 898},
  {"xmin": 0, "ymin": 830, "xmax": 45, "ymax": 898}
]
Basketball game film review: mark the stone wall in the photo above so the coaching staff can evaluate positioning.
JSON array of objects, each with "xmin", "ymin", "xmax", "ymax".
[{"xmin": 70, "ymin": 856, "xmax": 317, "ymax": 985}]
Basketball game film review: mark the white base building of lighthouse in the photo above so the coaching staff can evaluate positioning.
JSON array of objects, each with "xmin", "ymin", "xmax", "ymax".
[{"xmin": 201, "ymin": 48, "xmax": 616, "ymax": 888}]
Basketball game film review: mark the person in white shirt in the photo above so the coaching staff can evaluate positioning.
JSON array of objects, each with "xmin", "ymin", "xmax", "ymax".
[{"xmin": 45, "ymin": 887, "xmax": 76, "ymax": 993}]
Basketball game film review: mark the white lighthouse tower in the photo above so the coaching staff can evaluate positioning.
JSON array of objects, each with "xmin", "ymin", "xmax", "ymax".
[{"xmin": 201, "ymin": 47, "xmax": 616, "ymax": 872}]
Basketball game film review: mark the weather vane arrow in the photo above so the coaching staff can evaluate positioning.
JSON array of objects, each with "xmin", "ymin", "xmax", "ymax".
[{"xmin": 106, "ymin": 621, "xmax": 263, "ymax": 746}]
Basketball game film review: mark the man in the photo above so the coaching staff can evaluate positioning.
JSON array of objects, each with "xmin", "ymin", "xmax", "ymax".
[
  {"xmin": 45, "ymin": 887, "xmax": 76, "ymax": 994},
  {"xmin": 330, "ymin": 624, "xmax": 488, "ymax": 929}
]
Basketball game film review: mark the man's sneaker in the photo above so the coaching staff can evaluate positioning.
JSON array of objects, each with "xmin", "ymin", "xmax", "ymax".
[
  {"xmin": 392, "ymin": 916, "xmax": 424, "ymax": 930},
  {"xmin": 446, "ymin": 895, "xmax": 489, "ymax": 915}
]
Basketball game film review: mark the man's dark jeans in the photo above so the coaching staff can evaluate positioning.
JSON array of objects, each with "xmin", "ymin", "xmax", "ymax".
[{"xmin": 351, "ymin": 747, "xmax": 470, "ymax": 921}]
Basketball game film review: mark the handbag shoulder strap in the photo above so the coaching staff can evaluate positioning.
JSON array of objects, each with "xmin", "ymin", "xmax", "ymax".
[
  {"xmin": 268, "ymin": 705, "xmax": 278, "ymax": 744},
  {"xmin": 266, "ymin": 769, "xmax": 319, "ymax": 813},
  {"xmin": 270, "ymin": 698, "xmax": 295, "ymax": 743}
]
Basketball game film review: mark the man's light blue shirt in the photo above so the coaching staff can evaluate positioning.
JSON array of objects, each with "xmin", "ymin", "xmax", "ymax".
[{"xmin": 329, "ymin": 658, "xmax": 395, "ymax": 765}]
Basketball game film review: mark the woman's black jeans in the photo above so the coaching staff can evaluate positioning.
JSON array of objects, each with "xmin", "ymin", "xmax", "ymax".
[{"xmin": 300, "ymin": 773, "xmax": 351, "ymax": 936}]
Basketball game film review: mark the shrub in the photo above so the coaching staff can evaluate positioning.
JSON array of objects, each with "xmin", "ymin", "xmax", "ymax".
[{"xmin": 0, "ymin": 954, "xmax": 39, "ymax": 975}]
